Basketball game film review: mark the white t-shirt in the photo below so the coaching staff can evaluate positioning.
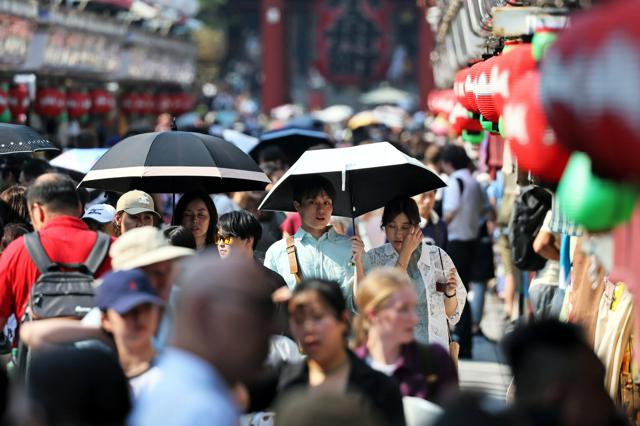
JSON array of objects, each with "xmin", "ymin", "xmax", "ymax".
[
  {"xmin": 365, "ymin": 355, "xmax": 398, "ymax": 376},
  {"xmin": 443, "ymin": 168, "xmax": 483, "ymax": 241},
  {"xmin": 130, "ymin": 364, "xmax": 162, "ymax": 398}
]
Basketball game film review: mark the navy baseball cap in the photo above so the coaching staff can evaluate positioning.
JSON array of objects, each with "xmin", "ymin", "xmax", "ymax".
[{"xmin": 96, "ymin": 269, "xmax": 165, "ymax": 314}]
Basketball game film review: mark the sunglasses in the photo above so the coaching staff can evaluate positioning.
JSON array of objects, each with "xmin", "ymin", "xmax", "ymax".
[{"xmin": 215, "ymin": 234, "xmax": 235, "ymax": 245}]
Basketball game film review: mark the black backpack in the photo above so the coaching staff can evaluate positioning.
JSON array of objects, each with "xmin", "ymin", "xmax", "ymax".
[
  {"xmin": 23, "ymin": 231, "xmax": 111, "ymax": 321},
  {"xmin": 509, "ymin": 185, "xmax": 552, "ymax": 271}
]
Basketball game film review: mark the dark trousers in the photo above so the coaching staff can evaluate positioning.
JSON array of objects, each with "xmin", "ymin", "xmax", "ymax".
[{"xmin": 447, "ymin": 239, "xmax": 476, "ymax": 359}]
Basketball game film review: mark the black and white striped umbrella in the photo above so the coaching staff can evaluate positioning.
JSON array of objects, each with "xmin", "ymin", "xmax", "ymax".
[
  {"xmin": 0, "ymin": 123, "xmax": 58, "ymax": 155},
  {"xmin": 79, "ymin": 131, "xmax": 270, "ymax": 194}
]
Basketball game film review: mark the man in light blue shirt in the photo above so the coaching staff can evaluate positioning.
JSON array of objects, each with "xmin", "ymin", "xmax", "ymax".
[
  {"xmin": 130, "ymin": 255, "xmax": 276, "ymax": 426},
  {"xmin": 264, "ymin": 175, "xmax": 363, "ymax": 310}
]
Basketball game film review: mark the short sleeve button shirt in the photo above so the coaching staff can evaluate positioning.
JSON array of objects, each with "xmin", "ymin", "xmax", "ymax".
[{"xmin": 264, "ymin": 226, "xmax": 355, "ymax": 310}]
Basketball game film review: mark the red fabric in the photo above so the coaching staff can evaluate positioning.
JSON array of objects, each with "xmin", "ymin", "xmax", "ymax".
[
  {"xmin": 0, "ymin": 216, "xmax": 112, "ymax": 321},
  {"xmin": 280, "ymin": 212, "xmax": 302, "ymax": 236}
]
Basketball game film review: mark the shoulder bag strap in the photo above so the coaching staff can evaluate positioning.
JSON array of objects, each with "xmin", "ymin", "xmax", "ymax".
[
  {"xmin": 23, "ymin": 232, "xmax": 54, "ymax": 274},
  {"xmin": 286, "ymin": 235, "xmax": 302, "ymax": 285},
  {"xmin": 84, "ymin": 232, "xmax": 111, "ymax": 276}
]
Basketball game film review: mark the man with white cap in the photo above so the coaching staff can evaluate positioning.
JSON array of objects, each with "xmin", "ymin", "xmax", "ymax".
[
  {"xmin": 21, "ymin": 226, "xmax": 194, "ymax": 351},
  {"xmin": 114, "ymin": 190, "xmax": 161, "ymax": 236},
  {"xmin": 82, "ymin": 203, "xmax": 117, "ymax": 236}
]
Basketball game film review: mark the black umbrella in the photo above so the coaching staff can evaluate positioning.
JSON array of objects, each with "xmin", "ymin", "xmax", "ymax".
[
  {"xmin": 79, "ymin": 131, "xmax": 270, "ymax": 194},
  {"xmin": 0, "ymin": 123, "xmax": 58, "ymax": 155},
  {"xmin": 259, "ymin": 142, "xmax": 446, "ymax": 218},
  {"xmin": 250, "ymin": 127, "xmax": 334, "ymax": 165}
]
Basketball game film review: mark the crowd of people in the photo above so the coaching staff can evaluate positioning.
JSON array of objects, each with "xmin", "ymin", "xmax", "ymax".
[{"xmin": 0, "ymin": 85, "xmax": 629, "ymax": 425}]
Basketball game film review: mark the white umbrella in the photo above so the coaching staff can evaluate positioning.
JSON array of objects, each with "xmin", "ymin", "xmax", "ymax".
[
  {"xmin": 50, "ymin": 148, "xmax": 108, "ymax": 175},
  {"xmin": 359, "ymin": 86, "xmax": 415, "ymax": 106},
  {"xmin": 259, "ymin": 142, "xmax": 445, "ymax": 219}
]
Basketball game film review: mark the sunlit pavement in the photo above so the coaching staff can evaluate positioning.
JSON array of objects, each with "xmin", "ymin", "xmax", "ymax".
[{"xmin": 458, "ymin": 291, "xmax": 513, "ymax": 409}]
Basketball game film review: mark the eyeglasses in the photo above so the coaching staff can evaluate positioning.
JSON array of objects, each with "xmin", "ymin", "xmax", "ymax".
[{"xmin": 215, "ymin": 234, "xmax": 235, "ymax": 245}]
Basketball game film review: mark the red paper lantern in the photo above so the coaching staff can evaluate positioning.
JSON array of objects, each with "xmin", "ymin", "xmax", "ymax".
[
  {"xmin": 35, "ymin": 88, "xmax": 66, "ymax": 118},
  {"xmin": 503, "ymin": 72, "xmax": 571, "ymax": 182},
  {"xmin": 89, "ymin": 89, "xmax": 114, "ymax": 115},
  {"xmin": 66, "ymin": 91, "xmax": 91, "ymax": 119},
  {"xmin": 137, "ymin": 93, "xmax": 154, "ymax": 115},
  {"xmin": 475, "ymin": 56, "xmax": 500, "ymax": 123},
  {"xmin": 155, "ymin": 93, "xmax": 172, "ymax": 114},
  {"xmin": 540, "ymin": 0, "xmax": 640, "ymax": 181},
  {"xmin": 449, "ymin": 102, "xmax": 483, "ymax": 136},
  {"xmin": 178, "ymin": 93, "xmax": 195, "ymax": 114},
  {"xmin": 428, "ymin": 90, "xmax": 456, "ymax": 116},
  {"xmin": 8, "ymin": 84, "xmax": 29, "ymax": 117},
  {"xmin": 454, "ymin": 68, "xmax": 472, "ymax": 111},
  {"xmin": 492, "ymin": 44, "xmax": 536, "ymax": 117},
  {"xmin": 131, "ymin": 94, "xmax": 146, "ymax": 115},
  {"xmin": 465, "ymin": 62, "xmax": 482, "ymax": 114},
  {"xmin": 0, "ymin": 85, "xmax": 8, "ymax": 116},
  {"xmin": 169, "ymin": 93, "xmax": 182, "ymax": 115},
  {"xmin": 120, "ymin": 93, "xmax": 139, "ymax": 115}
]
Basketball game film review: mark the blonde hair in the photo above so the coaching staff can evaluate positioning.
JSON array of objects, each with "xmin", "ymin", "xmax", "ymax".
[{"xmin": 353, "ymin": 267, "xmax": 413, "ymax": 346}]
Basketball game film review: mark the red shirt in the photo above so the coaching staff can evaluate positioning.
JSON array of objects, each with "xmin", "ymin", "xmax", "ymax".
[{"xmin": 0, "ymin": 216, "xmax": 112, "ymax": 321}]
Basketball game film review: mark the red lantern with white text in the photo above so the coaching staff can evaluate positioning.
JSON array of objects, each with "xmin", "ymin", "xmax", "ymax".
[
  {"xmin": 503, "ymin": 72, "xmax": 570, "ymax": 182},
  {"xmin": 66, "ymin": 91, "xmax": 91, "ymax": 119},
  {"xmin": 454, "ymin": 68, "xmax": 472, "ymax": 111},
  {"xmin": 90, "ymin": 89, "xmax": 114, "ymax": 115},
  {"xmin": 138, "ymin": 93, "xmax": 154, "ymax": 115},
  {"xmin": 465, "ymin": 62, "xmax": 482, "ymax": 114},
  {"xmin": 35, "ymin": 88, "xmax": 65, "ymax": 118},
  {"xmin": 492, "ymin": 44, "xmax": 536, "ymax": 117},
  {"xmin": 155, "ymin": 94, "xmax": 172, "ymax": 114},
  {"xmin": 476, "ymin": 56, "xmax": 500, "ymax": 123},
  {"xmin": 541, "ymin": 0, "xmax": 640, "ymax": 181},
  {"xmin": 8, "ymin": 84, "xmax": 29, "ymax": 117},
  {"xmin": 449, "ymin": 102, "xmax": 483, "ymax": 136},
  {"xmin": 120, "ymin": 93, "xmax": 138, "ymax": 115}
]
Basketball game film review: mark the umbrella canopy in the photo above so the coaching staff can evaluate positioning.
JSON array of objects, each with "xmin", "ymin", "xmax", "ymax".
[
  {"xmin": 224, "ymin": 130, "xmax": 259, "ymax": 154},
  {"xmin": 0, "ymin": 123, "xmax": 58, "ymax": 155},
  {"xmin": 50, "ymin": 148, "xmax": 108, "ymax": 176},
  {"xmin": 79, "ymin": 131, "xmax": 270, "ymax": 194},
  {"xmin": 359, "ymin": 86, "xmax": 415, "ymax": 106},
  {"xmin": 312, "ymin": 105, "xmax": 354, "ymax": 123},
  {"xmin": 259, "ymin": 142, "xmax": 446, "ymax": 218},
  {"xmin": 250, "ymin": 127, "xmax": 334, "ymax": 165}
]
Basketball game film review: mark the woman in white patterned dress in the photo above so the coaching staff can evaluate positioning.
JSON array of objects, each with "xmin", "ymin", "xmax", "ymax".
[{"xmin": 358, "ymin": 197, "xmax": 466, "ymax": 350}]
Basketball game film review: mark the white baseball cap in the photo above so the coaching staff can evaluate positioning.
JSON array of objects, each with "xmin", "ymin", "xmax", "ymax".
[{"xmin": 82, "ymin": 204, "xmax": 116, "ymax": 224}]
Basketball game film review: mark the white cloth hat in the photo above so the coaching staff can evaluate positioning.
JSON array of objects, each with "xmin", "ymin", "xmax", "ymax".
[
  {"xmin": 82, "ymin": 204, "xmax": 116, "ymax": 224},
  {"xmin": 110, "ymin": 226, "xmax": 194, "ymax": 270}
]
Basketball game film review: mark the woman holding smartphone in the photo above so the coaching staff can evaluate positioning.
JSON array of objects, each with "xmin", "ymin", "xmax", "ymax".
[{"xmin": 358, "ymin": 197, "xmax": 466, "ymax": 350}]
